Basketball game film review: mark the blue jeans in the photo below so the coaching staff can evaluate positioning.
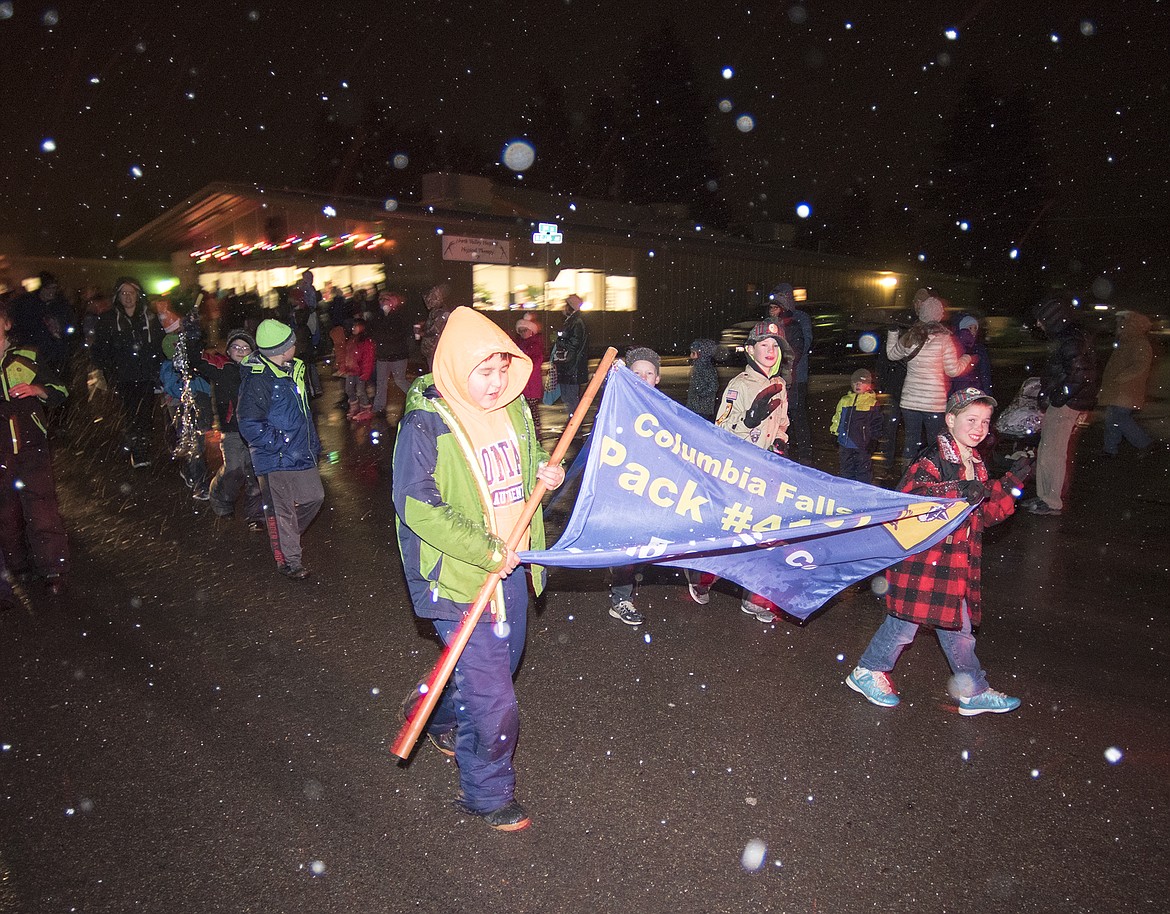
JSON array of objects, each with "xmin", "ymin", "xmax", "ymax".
[
  {"xmin": 858, "ymin": 604, "xmax": 989, "ymax": 697},
  {"xmin": 1103, "ymin": 405, "xmax": 1152, "ymax": 454},
  {"xmin": 900, "ymin": 408, "xmax": 944, "ymax": 460},
  {"xmin": 881, "ymin": 405, "xmax": 900, "ymax": 464},
  {"xmin": 561, "ymin": 383, "xmax": 581, "ymax": 418},
  {"xmin": 430, "ymin": 572, "xmax": 528, "ymax": 813},
  {"xmin": 373, "ymin": 359, "xmax": 409, "ymax": 411},
  {"xmin": 610, "ymin": 564, "xmax": 640, "ymax": 604}
]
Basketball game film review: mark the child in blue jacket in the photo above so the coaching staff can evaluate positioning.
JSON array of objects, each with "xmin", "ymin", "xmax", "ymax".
[
  {"xmin": 237, "ymin": 319, "xmax": 323, "ymax": 580},
  {"xmin": 830, "ymin": 369, "xmax": 885, "ymax": 484}
]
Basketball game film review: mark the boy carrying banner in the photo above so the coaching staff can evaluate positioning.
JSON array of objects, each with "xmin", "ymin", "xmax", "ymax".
[
  {"xmin": 846, "ymin": 388, "xmax": 1033, "ymax": 715},
  {"xmin": 707, "ymin": 320, "xmax": 790, "ymax": 622},
  {"xmin": 607, "ymin": 347, "xmax": 662, "ymax": 626},
  {"xmin": 393, "ymin": 307, "xmax": 564, "ymax": 831}
]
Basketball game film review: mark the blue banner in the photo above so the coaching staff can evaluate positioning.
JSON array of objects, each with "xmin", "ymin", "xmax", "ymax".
[{"xmin": 521, "ymin": 364, "xmax": 974, "ymax": 619}]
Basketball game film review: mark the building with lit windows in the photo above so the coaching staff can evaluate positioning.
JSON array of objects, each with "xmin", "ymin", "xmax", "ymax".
[{"xmin": 116, "ymin": 173, "xmax": 978, "ymax": 354}]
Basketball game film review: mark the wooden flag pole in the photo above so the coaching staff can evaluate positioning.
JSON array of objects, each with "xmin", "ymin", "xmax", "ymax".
[{"xmin": 391, "ymin": 346, "xmax": 619, "ymax": 760}]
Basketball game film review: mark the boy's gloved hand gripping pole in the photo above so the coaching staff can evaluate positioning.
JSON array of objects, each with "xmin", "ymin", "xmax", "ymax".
[{"xmin": 391, "ymin": 347, "xmax": 618, "ymax": 760}]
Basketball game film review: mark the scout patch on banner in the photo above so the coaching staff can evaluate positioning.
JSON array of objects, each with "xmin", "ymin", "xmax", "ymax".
[
  {"xmin": 520, "ymin": 365, "xmax": 975, "ymax": 619},
  {"xmin": 882, "ymin": 501, "xmax": 969, "ymax": 550}
]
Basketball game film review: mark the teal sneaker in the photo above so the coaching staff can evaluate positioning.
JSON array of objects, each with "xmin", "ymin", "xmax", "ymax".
[
  {"xmin": 958, "ymin": 688, "xmax": 1021, "ymax": 716},
  {"xmin": 846, "ymin": 666, "xmax": 901, "ymax": 708}
]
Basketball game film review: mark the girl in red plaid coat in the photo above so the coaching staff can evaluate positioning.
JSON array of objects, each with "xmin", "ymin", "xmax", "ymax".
[{"xmin": 846, "ymin": 388, "xmax": 1033, "ymax": 716}]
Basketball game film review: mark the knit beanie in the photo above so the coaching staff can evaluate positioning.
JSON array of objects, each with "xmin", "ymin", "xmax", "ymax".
[
  {"xmin": 958, "ymin": 315, "xmax": 979, "ymax": 333},
  {"xmin": 226, "ymin": 328, "xmax": 257, "ymax": 352},
  {"xmin": 916, "ymin": 296, "xmax": 945, "ymax": 324},
  {"xmin": 256, "ymin": 319, "xmax": 295, "ymax": 356},
  {"xmin": 625, "ymin": 346, "xmax": 661, "ymax": 374}
]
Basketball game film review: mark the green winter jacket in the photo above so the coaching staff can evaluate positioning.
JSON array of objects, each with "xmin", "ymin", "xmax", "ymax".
[{"xmin": 392, "ymin": 375, "xmax": 551, "ymax": 620}]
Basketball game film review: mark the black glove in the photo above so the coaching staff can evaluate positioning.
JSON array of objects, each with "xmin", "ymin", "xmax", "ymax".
[
  {"xmin": 744, "ymin": 382, "xmax": 785, "ymax": 428},
  {"xmin": 1009, "ymin": 456, "xmax": 1035, "ymax": 484},
  {"xmin": 956, "ymin": 480, "xmax": 987, "ymax": 505}
]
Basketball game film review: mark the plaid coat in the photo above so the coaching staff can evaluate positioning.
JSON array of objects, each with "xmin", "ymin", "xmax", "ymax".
[{"xmin": 885, "ymin": 433, "xmax": 1023, "ymax": 629}]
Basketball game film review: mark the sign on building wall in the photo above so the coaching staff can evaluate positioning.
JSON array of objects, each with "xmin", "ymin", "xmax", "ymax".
[{"xmin": 442, "ymin": 236, "xmax": 512, "ymax": 264}]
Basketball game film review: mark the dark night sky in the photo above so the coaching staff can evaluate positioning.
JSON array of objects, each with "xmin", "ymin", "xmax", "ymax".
[{"xmin": 2, "ymin": 1, "xmax": 1167, "ymax": 293}]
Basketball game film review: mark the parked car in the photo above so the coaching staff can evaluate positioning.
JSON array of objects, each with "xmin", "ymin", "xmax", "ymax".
[{"xmin": 717, "ymin": 304, "xmax": 855, "ymax": 366}]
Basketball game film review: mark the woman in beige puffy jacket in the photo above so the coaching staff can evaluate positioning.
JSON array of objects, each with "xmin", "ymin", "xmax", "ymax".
[{"xmin": 887, "ymin": 293, "xmax": 972, "ymax": 461}]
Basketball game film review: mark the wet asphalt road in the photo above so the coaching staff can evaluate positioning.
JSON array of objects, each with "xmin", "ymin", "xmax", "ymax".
[{"xmin": 2, "ymin": 355, "xmax": 1168, "ymax": 914}]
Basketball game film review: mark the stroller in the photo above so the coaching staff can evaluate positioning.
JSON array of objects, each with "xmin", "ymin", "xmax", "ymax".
[{"xmin": 995, "ymin": 377, "xmax": 1043, "ymax": 459}]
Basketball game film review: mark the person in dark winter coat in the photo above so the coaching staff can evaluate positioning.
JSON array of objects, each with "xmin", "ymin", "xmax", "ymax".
[
  {"xmin": 368, "ymin": 291, "xmax": 412, "ymax": 414},
  {"xmin": 419, "ymin": 283, "xmax": 453, "ymax": 370},
  {"xmin": 1022, "ymin": 295, "xmax": 1100, "ymax": 516},
  {"xmin": 950, "ymin": 314, "xmax": 993, "ymax": 397},
  {"xmin": 237, "ymin": 319, "xmax": 324, "ymax": 579},
  {"xmin": 10, "ymin": 271, "xmax": 73, "ymax": 376},
  {"xmin": 551, "ymin": 293, "xmax": 589, "ymax": 417},
  {"xmin": 91, "ymin": 277, "xmax": 163, "ymax": 468},
  {"xmin": 195, "ymin": 329, "xmax": 264, "ymax": 528},
  {"xmin": 0, "ymin": 300, "xmax": 70, "ymax": 594},
  {"xmin": 846, "ymin": 388, "xmax": 1033, "ymax": 715},
  {"xmin": 686, "ymin": 338, "xmax": 719, "ymax": 420}
]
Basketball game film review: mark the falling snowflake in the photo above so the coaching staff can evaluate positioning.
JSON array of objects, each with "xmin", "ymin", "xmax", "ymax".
[{"xmin": 741, "ymin": 839, "xmax": 766, "ymax": 872}]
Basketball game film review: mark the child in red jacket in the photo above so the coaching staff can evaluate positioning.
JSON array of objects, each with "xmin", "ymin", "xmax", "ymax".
[
  {"xmin": 846, "ymin": 388, "xmax": 1033, "ymax": 716},
  {"xmin": 344, "ymin": 317, "xmax": 375, "ymax": 420}
]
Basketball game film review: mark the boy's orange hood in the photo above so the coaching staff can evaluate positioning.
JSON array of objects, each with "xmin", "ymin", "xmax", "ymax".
[{"xmin": 432, "ymin": 306, "xmax": 531, "ymax": 413}]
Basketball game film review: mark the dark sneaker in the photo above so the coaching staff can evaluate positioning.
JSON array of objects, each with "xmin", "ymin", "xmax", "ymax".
[
  {"xmin": 740, "ymin": 598, "xmax": 777, "ymax": 623},
  {"xmin": 428, "ymin": 729, "xmax": 457, "ymax": 758},
  {"xmin": 1025, "ymin": 500, "xmax": 1062, "ymax": 516},
  {"xmin": 193, "ymin": 488, "xmax": 211, "ymax": 501},
  {"xmin": 45, "ymin": 574, "xmax": 65, "ymax": 596},
  {"xmin": 457, "ymin": 798, "xmax": 531, "ymax": 832},
  {"xmin": 278, "ymin": 564, "xmax": 311, "ymax": 580},
  {"xmin": 245, "ymin": 519, "xmax": 265, "ymax": 533},
  {"xmin": 608, "ymin": 599, "xmax": 643, "ymax": 626}
]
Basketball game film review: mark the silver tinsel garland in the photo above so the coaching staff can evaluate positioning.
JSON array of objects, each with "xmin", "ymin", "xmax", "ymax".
[{"xmin": 171, "ymin": 299, "xmax": 203, "ymax": 460}]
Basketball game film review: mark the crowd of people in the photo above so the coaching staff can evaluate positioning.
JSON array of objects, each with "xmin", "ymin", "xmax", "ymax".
[{"xmin": 1, "ymin": 268, "xmax": 1162, "ymax": 832}]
